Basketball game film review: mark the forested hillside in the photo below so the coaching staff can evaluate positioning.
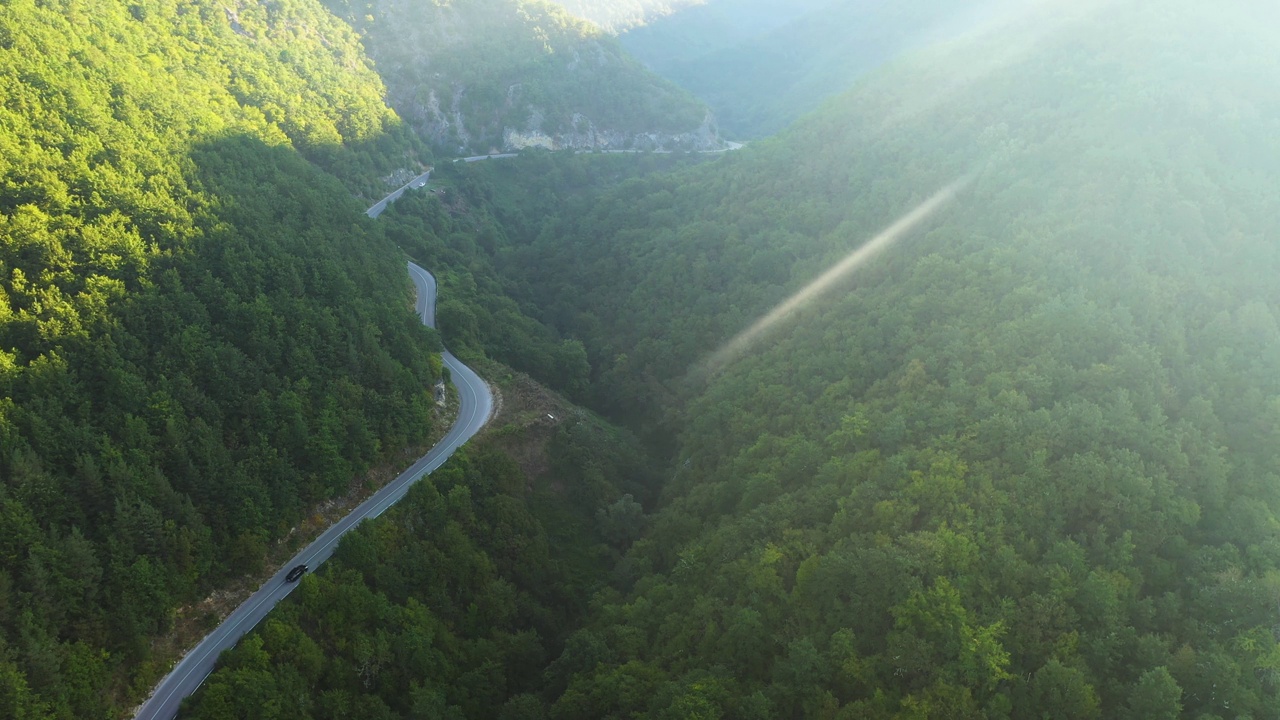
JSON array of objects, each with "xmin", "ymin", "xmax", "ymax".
[
  {"xmin": 373, "ymin": 152, "xmax": 704, "ymax": 403},
  {"xmin": 150, "ymin": 0, "xmax": 1280, "ymax": 715},
  {"xmin": 621, "ymin": 0, "xmax": 997, "ymax": 137},
  {"xmin": 12, "ymin": 0, "xmax": 1280, "ymax": 717},
  {"xmin": 445, "ymin": 1, "xmax": 1280, "ymax": 716},
  {"xmin": 322, "ymin": 0, "xmax": 719, "ymax": 154},
  {"xmin": 0, "ymin": 0, "xmax": 441, "ymax": 715},
  {"xmin": 181, "ymin": 368, "xmax": 660, "ymax": 720}
]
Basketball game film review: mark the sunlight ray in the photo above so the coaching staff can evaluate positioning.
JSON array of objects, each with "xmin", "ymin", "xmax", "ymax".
[{"xmin": 702, "ymin": 175, "xmax": 973, "ymax": 375}]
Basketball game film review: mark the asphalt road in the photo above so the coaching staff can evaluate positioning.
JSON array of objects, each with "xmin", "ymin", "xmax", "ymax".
[
  {"xmin": 455, "ymin": 142, "xmax": 741, "ymax": 163},
  {"xmin": 457, "ymin": 152, "xmax": 520, "ymax": 163},
  {"xmin": 366, "ymin": 168, "xmax": 433, "ymax": 218},
  {"xmin": 133, "ymin": 194, "xmax": 492, "ymax": 720}
]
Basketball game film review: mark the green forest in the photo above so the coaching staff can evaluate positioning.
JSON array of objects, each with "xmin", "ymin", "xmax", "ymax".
[
  {"xmin": 0, "ymin": 0, "xmax": 673, "ymax": 715},
  {"xmin": 182, "ymin": 411, "xmax": 657, "ymax": 720},
  {"xmin": 186, "ymin": 1, "xmax": 1280, "ymax": 718},
  {"xmin": 448, "ymin": 2, "xmax": 1280, "ymax": 717},
  {"xmin": 6, "ymin": 0, "xmax": 1280, "ymax": 718},
  {"xmin": 0, "ymin": 0, "xmax": 441, "ymax": 716}
]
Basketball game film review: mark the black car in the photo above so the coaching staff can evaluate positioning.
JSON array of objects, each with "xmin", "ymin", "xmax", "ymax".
[{"xmin": 285, "ymin": 564, "xmax": 308, "ymax": 582}]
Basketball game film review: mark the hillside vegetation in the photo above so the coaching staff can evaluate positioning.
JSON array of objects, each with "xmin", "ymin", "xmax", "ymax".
[
  {"xmin": 622, "ymin": 0, "xmax": 999, "ymax": 137},
  {"xmin": 0, "ymin": 0, "xmax": 438, "ymax": 715},
  {"xmin": 181, "ymin": 368, "xmax": 660, "ymax": 720},
  {"xmin": 324, "ymin": 0, "xmax": 718, "ymax": 154},
  {"xmin": 447, "ymin": 1, "xmax": 1280, "ymax": 716},
  {"xmin": 164, "ymin": 0, "xmax": 1280, "ymax": 716},
  {"xmin": 374, "ymin": 153, "xmax": 705, "ymax": 401},
  {"xmin": 11, "ymin": 0, "xmax": 1280, "ymax": 717}
]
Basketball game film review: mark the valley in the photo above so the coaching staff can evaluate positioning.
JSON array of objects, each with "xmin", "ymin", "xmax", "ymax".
[{"xmin": 1, "ymin": 2, "xmax": 1279, "ymax": 719}]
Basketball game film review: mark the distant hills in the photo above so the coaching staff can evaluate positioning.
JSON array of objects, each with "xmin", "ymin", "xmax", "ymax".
[
  {"xmin": 324, "ymin": 0, "xmax": 721, "ymax": 154},
  {"xmin": 622, "ymin": 0, "xmax": 1001, "ymax": 137}
]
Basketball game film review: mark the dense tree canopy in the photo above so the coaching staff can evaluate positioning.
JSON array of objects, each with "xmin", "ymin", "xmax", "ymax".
[
  {"xmin": 381, "ymin": 152, "xmax": 709, "ymax": 403},
  {"xmin": 432, "ymin": 2, "xmax": 1280, "ymax": 716},
  {"xmin": 10, "ymin": 0, "xmax": 1280, "ymax": 717},
  {"xmin": 181, "ymin": 406, "xmax": 659, "ymax": 720},
  {"xmin": 0, "ymin": 0, "xmax": 437, "ymax": 715},
  {"xmin": 174, "ymin": 0, "xmax": 1280, "ymax": 715}
]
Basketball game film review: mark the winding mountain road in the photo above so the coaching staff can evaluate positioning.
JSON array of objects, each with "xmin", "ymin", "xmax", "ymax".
[{"xmin": 133, "ymin": 182, "xmax": 492, "ymax": 720}]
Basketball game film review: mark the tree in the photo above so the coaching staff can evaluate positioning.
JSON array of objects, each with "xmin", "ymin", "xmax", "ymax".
[
  {"xmin": 1026, "ymin": 659, "xmax": 1100, "ymax": 720},
  {"xmin": 1124, "ymin": 667, "xmax": 1182, "ymax": 720},
  {"xmin": 596, "ymin": 494, "xmax": 646, "ymax": 548}
]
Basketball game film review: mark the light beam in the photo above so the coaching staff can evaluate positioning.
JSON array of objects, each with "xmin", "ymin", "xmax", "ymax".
[{"xmin": 701, "ymin": 175, "xmax": 973, "ymax": 375}]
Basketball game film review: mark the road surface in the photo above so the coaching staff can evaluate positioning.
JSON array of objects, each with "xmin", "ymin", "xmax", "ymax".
[
  {"xmin": 457, "ymin": 152, "xmax": 520, "ymax": 162},
  {"xmin": 133, "ymin": 184, "xmax": 491, "ymax": 720},
  {"xmin": 366, "ymin": 168, "xmax": 433, "ymax": 218},
  {"xmin": 456, "ymin": 143, "xmax": 741, "ymax": 162}
]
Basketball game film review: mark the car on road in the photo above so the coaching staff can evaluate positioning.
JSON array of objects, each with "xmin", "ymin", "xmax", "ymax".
[{"xmin": 285, "ymin": 564, "xmax": 308, "ymax": 582}]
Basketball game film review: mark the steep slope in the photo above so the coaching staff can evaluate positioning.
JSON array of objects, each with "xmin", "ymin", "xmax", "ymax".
[
  {"xmin": 620, "ymin": 0, "xmax": 830, "ymax": 69},
  {"xmin": 323, "ymin": 0, "xmax": 721, "ymax": 154},
  {"xmin": 447, "ymin": 1, "xmax": 1280, "ymax": 716},
  {"xmin": 180, "ymin": 368, "xmax": 659, "ymax": 720},
  {"xmin": 621, "ymin": 0, "xmax": 999, "ymax": 137},
  {"xmin": 0, "ymin": 0, "xmax": 437, "ymax": 715}
]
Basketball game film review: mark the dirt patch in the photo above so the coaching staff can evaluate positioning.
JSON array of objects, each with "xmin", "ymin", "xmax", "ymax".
[
  {"xmin": 488, "ymin": 381, "xmax": 505, "ymax": 424},
  {"xmin": 471, "ymin": 360, "xmax": 580, "ymax": 483}
]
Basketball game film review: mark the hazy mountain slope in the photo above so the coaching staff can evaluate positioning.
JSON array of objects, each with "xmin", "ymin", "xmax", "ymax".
[
  {"xmin": 439, "ymin": 1, "xmax": 1280, "ymax": 716},
  {"xmin": 549, "ymin": 0, "xmax": 701, "ymax": 32},
  {"xmin": 324, "ymin": 0, "xmax": 720, "ymax": 154},
  {"xmin": 622, "ymin": 0, "xmax": 999, "ymax": 137},
  {"xmin": 0, "ymin": 0, "xmax": 440, "ymax": 715},
  {"xmin": 620, "ymin": 0, "xmax": 829, "ymax": 69}
]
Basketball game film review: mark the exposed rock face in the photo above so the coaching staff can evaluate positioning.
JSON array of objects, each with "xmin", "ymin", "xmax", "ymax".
[
  {"xmin": 416, "ymin": 87, "xmax": 474, "ymax": 152},
  {"xmin": 547, "ymin": 0, "xmax": 703, "ymax": 32},
  {"xmin": 504, "ymin": 111, "xmax": 722, "ymax": 152},
  {"xmin": 323, "ymin": 0, "xmax": 724, "ymax": 155}
]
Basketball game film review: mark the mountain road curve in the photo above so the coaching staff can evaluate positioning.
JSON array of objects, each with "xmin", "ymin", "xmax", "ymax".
[{"xmin": 133, "ymin": 183, "xmax": 492, "ymax": 720}]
